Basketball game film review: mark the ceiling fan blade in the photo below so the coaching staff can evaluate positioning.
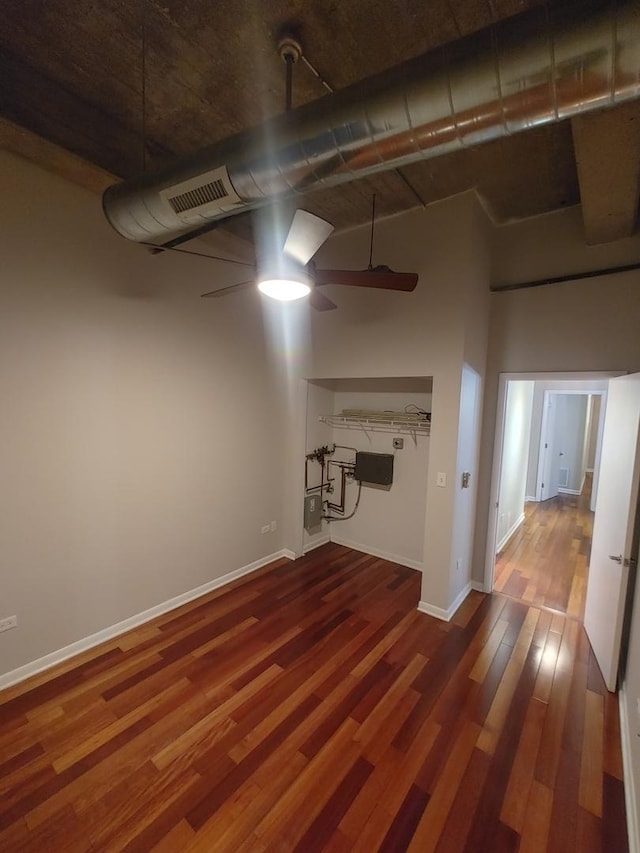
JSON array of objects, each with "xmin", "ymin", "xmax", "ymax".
[
  {"xmin": 314, "ymin": 267, "xmax": 418, "ymax": 292},
  {"xmin": 309, "ymin": 289, "xmax": 338, "ymax": 311},
  {"xmin": 283, "ymin": 210, "xmax": 334, "ymax": 266},
  {"xmin": 200, "ymin": 279, "xmax": 255, "ymax": 298}
]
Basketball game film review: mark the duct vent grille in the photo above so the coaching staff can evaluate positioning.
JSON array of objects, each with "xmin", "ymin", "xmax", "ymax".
[
  {"xmin": 160, "ymin": 166, "xmax": 242, "ymax": 223},
  {"xmin": 168, "ymin": 179, "xmax": 227, "ymax": 214}
]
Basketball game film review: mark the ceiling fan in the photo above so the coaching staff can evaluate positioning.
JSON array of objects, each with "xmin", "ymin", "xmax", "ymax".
[{"xmin": 200, "ymin": 197, "xmax": 419, "ymax": 310}]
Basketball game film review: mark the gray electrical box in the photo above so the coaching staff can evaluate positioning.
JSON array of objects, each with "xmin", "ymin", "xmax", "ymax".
[
  {"xmin": 354, "ymin": 451, "xmax": 394, "ymax": 485},
  {"xmin": 304, "ymin": 494, "xmax": 323, "ymax": 529}
]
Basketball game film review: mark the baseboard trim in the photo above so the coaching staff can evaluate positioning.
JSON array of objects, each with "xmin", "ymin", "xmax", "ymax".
[
  {"xmin": 558, "ymin": 487, "xmax": 581, "ymax": 496},
  {"xmin": 303, "ymin": 535, "xmax": 331, "ymax": 554},
  {"xmin": 418, "ymin": 580, "xmax": 480, "ymax": 623},
  {"xmin": 328, "ymin": 535, "xmax": 423, "ymax": 572},
  {"xmin": 280, "ymin": 549, "xmax": 297, "ymax": 561},
  {"xmin": 496, "ymin": 512, "xmax": 526, "ymax": 554},
  {"xmin": 619, "ymin": 683, "xmax": 639, "ymax": 853},
  {"xmin": 0, "ymin": 548, "xmax": 294, "ymax": 692}
]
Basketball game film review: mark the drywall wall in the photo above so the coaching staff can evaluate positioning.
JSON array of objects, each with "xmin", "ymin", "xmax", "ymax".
[
  {"xmin": 0, "ymin": 150, "xmax": 288, "ymax": 679},
  {"xmin": 553, "ymin": 394, "xmax": 588, "ymax": 492},
  {"xmin": 497, "ymin": 381, "xmax": 534, "ymax": 550},
  {"xmin": 304, "ymin": 379, "xmax": 431, "ymax": 567},
  {"xmin": 449, "ymin": 364, "xmax": 485, "ymax": 605},
  {"xmin": 476, "ymin": 205, "xmax": 640, "ymax": 843},
  {"xmin": 309, "ymin": 192, "xmax": 491, "ymax": 613},
  {"xmin": 525, "ymin": 380, "xmax": 608, "ymax": 501},
  {"xmin": 303, "ymin": 380, "xmax": 335, "ymax": 552},
  {"xmin": 326, "ymin": 379, "xmax": 431, "ymax": 569},
  {"xmin": 585, "ymin": 395, "xmax": 601, "ymax": 470}
]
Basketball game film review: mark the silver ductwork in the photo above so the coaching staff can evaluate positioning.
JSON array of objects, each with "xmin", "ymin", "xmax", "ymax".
[{"xmin": 103, "ymin": 0, "xmax": 640, "ymax": 244}]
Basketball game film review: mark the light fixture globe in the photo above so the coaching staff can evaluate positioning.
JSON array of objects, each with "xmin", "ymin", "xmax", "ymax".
[
  {"xmin": 257, "ymin": 277, "xmax": 311, "ymax": 301},
  {"xmin": 257, "ymin": 257, "xmax": 312, "ymax": 301}
]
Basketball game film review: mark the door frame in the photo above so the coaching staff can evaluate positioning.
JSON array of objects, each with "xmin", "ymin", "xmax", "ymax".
[{"xmin": 483, "ymin": 370, "xmax": 623, "ymax": 594}]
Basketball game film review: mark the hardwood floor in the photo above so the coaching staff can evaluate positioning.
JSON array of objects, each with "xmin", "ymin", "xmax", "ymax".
[
  {"xmin": 494, "ymin": 476, "xmax": 594, "ymax": 618},
  {"xmin": 0, "ymin": 543, "xmax": 627, "ymax": 851}
]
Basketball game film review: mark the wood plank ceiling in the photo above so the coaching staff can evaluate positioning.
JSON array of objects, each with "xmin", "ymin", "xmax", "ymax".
[{"xmin": 1, "ymin": 0, "xmax": 639, "ymax": 243}]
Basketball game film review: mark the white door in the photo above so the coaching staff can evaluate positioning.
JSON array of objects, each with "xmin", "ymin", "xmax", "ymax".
[
  {"xmin": 539, "ymin": 393, "xmax": 559, "ymax": 501},
  {"xmin": 584, "ymin": 373, "xmax": 640, "ymax": 692}
]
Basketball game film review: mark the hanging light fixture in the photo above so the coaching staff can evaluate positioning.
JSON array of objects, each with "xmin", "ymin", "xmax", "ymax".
[{"xmin": 257, "ymin": 271, "xmax": 312, "ymax": 301}]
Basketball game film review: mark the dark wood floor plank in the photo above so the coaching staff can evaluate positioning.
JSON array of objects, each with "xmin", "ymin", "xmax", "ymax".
[{"xmin": 0, "ymin": 543, "xmax": 628, "ymax": 851}]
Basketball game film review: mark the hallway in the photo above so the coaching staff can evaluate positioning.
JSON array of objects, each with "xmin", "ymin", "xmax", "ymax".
[{"xmin": 494, "ymin": 474, "xmax": 594, "ymax": 619}]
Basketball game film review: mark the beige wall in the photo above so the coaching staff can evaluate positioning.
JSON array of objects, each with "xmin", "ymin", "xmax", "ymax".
[
  {"xmin": 475, "ymin": 225, "xmax": 640, "ymax": 584},
  {"xmin": 497, "ymin": 381, "xmax": 534, "ymax": 549},
  {"xmin": 315, "ymin": 378, "xmax": 432, "ymax": 568},
  {"xmin": 476, "ymin": 207, "xmax": 640, "ymax": 837},
  {"xmin": 310, "ymin": 193, "xmax": 491, "ymax": 612},
  {"xmin": 0, "ymin": 151, "xmax": 288, "ymax": 678}
]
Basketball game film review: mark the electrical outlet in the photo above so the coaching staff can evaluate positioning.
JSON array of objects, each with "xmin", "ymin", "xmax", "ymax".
[
  {"xmin": 0, "ymin": 615, "xmax": 17, "ymax": 633},
  {"xmin": 260, "ymin": 524, "xmax": 270, "ymax": 535},
  {"xmin": 270, "ymin": 520, "xmax": 277, "ymax": 532}
]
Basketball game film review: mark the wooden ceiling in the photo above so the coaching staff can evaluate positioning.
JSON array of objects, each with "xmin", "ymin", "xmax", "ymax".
[{"xmin": 1, "ymin": 0, "xmax": 639, "ymax": 243}]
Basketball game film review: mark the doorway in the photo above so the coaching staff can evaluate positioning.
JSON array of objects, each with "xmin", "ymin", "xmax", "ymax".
[{"xmin": 485, "ymin": 373, "xmax": 614, "ymax": 617}]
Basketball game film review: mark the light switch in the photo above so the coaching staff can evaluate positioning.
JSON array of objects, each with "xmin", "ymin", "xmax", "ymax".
[{"xmin": 436, "ymin": 472, "xmax": 447, "ymax": 487}]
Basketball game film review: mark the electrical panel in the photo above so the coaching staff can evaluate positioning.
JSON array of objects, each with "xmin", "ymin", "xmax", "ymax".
[
  {"xmin": 304, "ymin": 494, "xmax": 323, "ymax": 529},
  {"xmin": 354, "ymin": 451, "xmax": 394, "ymax": 486}
]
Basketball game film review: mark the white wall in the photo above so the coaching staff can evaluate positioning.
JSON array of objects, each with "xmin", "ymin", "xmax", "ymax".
[
  {"xmin": 475, "ymin": 205, "xmax": 640, "ymax": 840},
  {"xmin": 327, "ymin": 379, "xmax": 431, "ymax": 569},
  {"xmin": 303, "ymin": 380, "xmax": 335, "ymax": 552},
  {"xmin": 497, "ymin": 381, "xmax": 534, "ymax": 550},
  {"xmin": 309, "ymin": 192, "xmax": 491, "ymax": 612},
  {"xmin": 0, "ymin": 151, "xmax": 289, "ymax": 679},
  {"xmin": 304, "ymin": 378, "xmax": 431, "ymax": 567},
  {"xmin": 554, "ymin": 394, "xmax": 588, "ymax": 492},
  {"xmin": 525, "ymin": 380, "xmax": 609, "ymax": 500},
  {"xmin": 585, "ymin": 394, "xmax": 601, "ymax": 470},
  {"xmin": 449, "ymin": 364, "xmax": 485, "ymax": 604}
]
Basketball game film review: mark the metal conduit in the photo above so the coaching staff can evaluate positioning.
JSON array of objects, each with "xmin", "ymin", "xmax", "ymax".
[{"xmin": 103, "ymin": 0, "xmax": 640, "ymax": 243}]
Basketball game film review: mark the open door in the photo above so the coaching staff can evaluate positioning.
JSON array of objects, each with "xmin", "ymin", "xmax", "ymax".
[
  {"xmin": 539, "ymin": 393, "xmax": 559, "ymax": 501},
  {"xmin": 584, "ymin": 373, "xmax": 640, "ymax": 691}
]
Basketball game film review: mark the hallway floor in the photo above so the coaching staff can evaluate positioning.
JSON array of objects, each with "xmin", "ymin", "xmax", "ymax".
[{"xmin": 494, "ymin": 474, "xmax": 594, "ymax": 618}]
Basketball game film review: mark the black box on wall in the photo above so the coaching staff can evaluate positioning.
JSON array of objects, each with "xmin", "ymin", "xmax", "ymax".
[{"xmin": 354, "ymin": 452, "xmax": 394, "ymax": 486}]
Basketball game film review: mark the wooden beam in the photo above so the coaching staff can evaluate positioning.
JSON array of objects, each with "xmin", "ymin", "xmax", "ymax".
[
  {"xmin": 572, "ymin": 101, "xmax": 640, "ymax": 245},
  {"xmin": 0, "ymin": 117, "xmax": 116, "ymax": 195}
]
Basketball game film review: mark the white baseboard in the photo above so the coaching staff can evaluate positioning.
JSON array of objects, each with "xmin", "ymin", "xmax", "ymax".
[
  {"xmin": 280, "ymin": 549, "xmax": 297, "ymax": 561},
  {"xmin": 619, "ymin": 683, "xmax": 639, "ymax": 853},
  {"xmin": 0, "ymin": 548, "xmax": 294, "ymax": 692},
  {"xmin": 418, "ymin": 580, "xmax": 482, "ymax": 623},
  {"xmin": 328, "ymin": 534, "xmax": 423, "ymax": 572},
  {"xmin": 496, "ymin": 512, "xmax": 526, "ymax": 553},
  {"xmin": 558, "ymin": 487, "xmax": 581, "ymax": 496},
  {"xmin": 303, "ymin": 535, "xmax": 331, "ymax": 554},
  {"xmin": 525, "ymin": 495, "xmax": 537, "ymax": 503}
]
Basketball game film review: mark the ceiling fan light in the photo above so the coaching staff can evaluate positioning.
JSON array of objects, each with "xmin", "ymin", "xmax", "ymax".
[{"xmin": 257, "ymin": 277, "xmax": 311, "ymax": 301}]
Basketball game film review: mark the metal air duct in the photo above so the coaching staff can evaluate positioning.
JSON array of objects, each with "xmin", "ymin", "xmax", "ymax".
[{"xmin": 103, "ymin": 0, "xmax": 640, "ymax": 244}]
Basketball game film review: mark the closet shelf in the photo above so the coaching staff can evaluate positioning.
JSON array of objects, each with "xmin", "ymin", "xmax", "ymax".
[{"xmin": 320, "ymin": 413, "xmax": 431, "ymax": 435}]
